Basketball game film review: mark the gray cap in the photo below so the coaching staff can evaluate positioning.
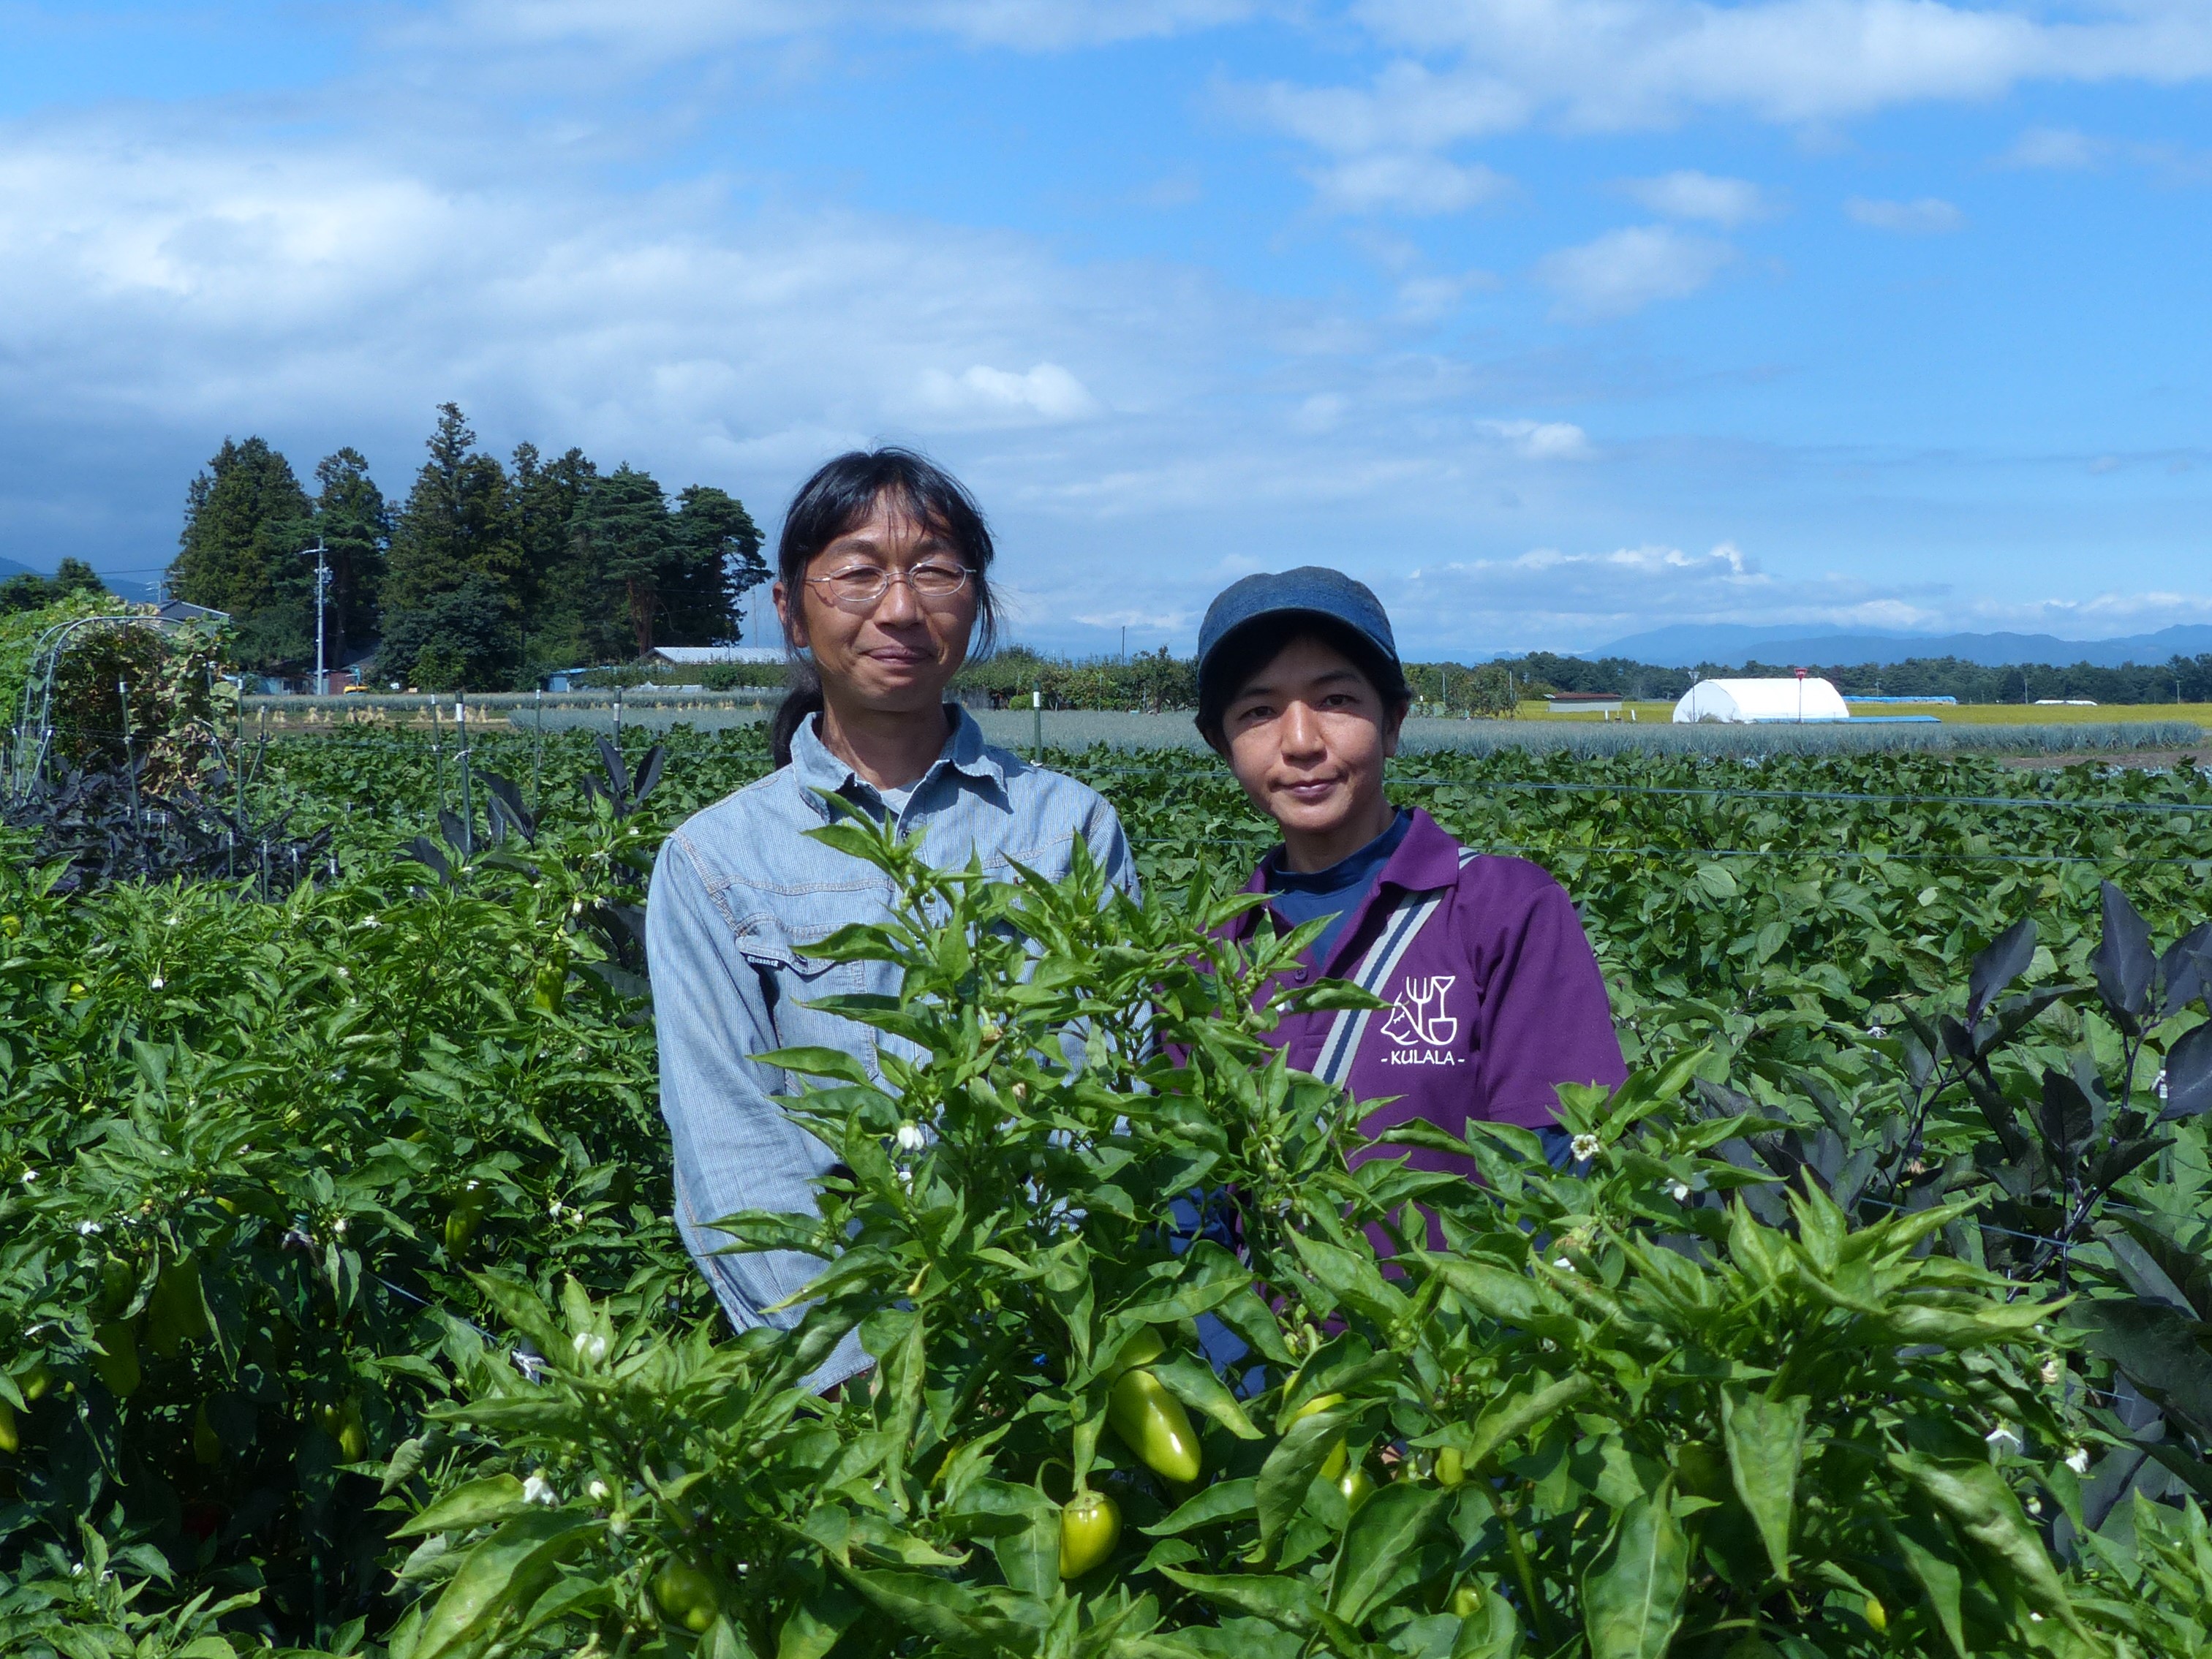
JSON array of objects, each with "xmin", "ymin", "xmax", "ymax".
[{"xmin": 1196, "ymin": 567, "xmax": 1399, "ymax": 700}]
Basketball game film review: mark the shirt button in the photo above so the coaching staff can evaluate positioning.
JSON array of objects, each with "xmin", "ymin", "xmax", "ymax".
[{"xmin": 1291, "ymin": 967, "xmax": 1310, "ymax": 984}]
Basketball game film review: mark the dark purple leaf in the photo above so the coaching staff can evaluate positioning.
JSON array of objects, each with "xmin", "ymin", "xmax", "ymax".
[
  {"xmin": 2096, "ymin": 882, "xmax": 2156, "ymax": 1027},
  {"xmin": 1968, "ymin": 917, "xmax": 2037, "ymax": 1024},
  {"xmin": 2158, "ymin": 1020, "xmax": 2212, "ymax": 1123}
]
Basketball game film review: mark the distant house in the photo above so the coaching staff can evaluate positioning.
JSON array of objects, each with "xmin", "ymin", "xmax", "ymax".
[
  {"xmin": 154, "ymin": 599, "xmax": 230, "ymax": 624},
  {"xmin": 1544, "ymin": 692, "xmax": 1623, "ymax": 717},
  {"xmin": 1674, "ymin": 677, "xmax": 1850, "ymax": 724},
  {"xmin": 642, "ymin": 646, "xmax": 784, "ymax": 668}
]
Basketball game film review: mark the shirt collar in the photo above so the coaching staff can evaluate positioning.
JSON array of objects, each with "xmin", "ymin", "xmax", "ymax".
[
  {"xmin": 788, "ymin": 703, "xmax": 1006, "ymax": 809},
  {"xmin": 1237, "ymin": 806, "xmax": 1462, "ymax": 915}
]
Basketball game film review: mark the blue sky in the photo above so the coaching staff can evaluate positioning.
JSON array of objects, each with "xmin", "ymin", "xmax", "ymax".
[{"xmin": 0, "ymin": 1, "xmax": 2206, "ymax": 657}]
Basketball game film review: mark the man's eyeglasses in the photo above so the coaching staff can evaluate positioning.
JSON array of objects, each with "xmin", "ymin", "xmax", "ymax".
[{"xmin": 806, "ymin": 562, "xmax": 975, "ymax": 611}]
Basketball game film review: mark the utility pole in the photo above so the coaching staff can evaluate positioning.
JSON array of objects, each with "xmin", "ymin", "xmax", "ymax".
[{"xmin": 299, "ymin": 540, "xmax": 331, "ymax": 694}]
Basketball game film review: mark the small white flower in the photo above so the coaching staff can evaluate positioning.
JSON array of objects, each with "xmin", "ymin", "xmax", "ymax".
[
  {"xmin": 150, "ymin": 975, "xmax": 165, "ymax": 990},
  {"xmin": 332, "ymin": 1217, "xmax": 347, "ymax": 1236},
  {"xmin": 1985, "ymin": 1424, "xmax": 2023, "ymax": 1455},
  {"xmin": 166, "ymin": 915, "xmax": 181, "ymax": 927},
  {"xmin": 1867, "ymin": 1024, "xmax": 1887, "ymax": 1039},
  {"xmin": 2154, "ymin": 1069, "xmax": 2169, "ymax": 1101},
  {"xmin": 1552, "ymin": 1257, "xmax": 1574, "ymax": 1271},
  {"xmin": 2040, "ymin": 1356, "xmax": 2062, "ymax": 1386},
  {"xmin": 570, "ymin": 1331, "xmax": 608, "ymax": 1365},
  {"xmin": 77, "ymin": 1220, "xmax": 102, "ymax": 1236},
  {"xmin": 522, "ymin": 1473, "xmax": 557, "ymax": 1505},
  {"xmin": 1666, "ymin": 1179, "xmax": 1691, "ymax": 1203},
  {"xmin": 548, "ymin": 1199, "xmax": 566, "ymax": 1217},
  {"xmin": 587, "ymin": 1478, "xmax": 611, "ymax": 1502},
  {"xmin": 20, "ymin": 1170, "xmax": 35, "ymax": 1184},
  {"xmin": 570, "ymin": 899, "xmax": 584, "ymax": 915},
  {"xmin": 1571, "ymin": 1133, "xmax": 1601, "ymax": 1162},
  {"xmin": 2066, "ymin": 1446, "xmax": 2091, "ymax": 1474},
  {"xmin": 895, "ymin": 1123, "xmax": 926, "ymax": 1153}
]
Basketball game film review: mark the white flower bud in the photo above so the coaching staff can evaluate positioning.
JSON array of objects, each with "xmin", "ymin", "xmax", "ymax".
[
  {"xmin": 1570, "ymin": 1133, "xmax": 1601, "ymax": 1163},
  {"xmin": 522, "ymin": 1473, "xmax": 556, "ymax": 1505},
  {"xmin": 2066, "ymin": 1446, "xmax": 2091, "ymax": 1474},
  {"xmin": 570, "ymin": 1331, "xmax": 608, "ymax": 1365},
  {"xmin": 587, "ymin": 1478, "xmax": 611, "ymax": 1503},
  {"xmin": 895, "ymin": 1123, "xmax": 926, "ymax": 1153}
]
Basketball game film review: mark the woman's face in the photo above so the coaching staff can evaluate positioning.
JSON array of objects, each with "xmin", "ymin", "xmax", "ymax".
[
  {"xmin": 1220, "ymin": 633, "xmax": 1402, "ymax": 859},
  {"xmin": 774, "ymin": 494, "xmax": 978, "ymax": 715}
]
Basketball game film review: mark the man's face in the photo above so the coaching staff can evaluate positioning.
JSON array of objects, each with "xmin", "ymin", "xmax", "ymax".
[{"xmin": 1220, "ymin": 634, "xmax": 1401, "ymax": 857}]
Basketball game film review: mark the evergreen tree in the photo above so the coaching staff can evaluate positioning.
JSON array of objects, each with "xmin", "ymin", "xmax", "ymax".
[
  {"xmin": 168, "ymin": 437, "xmax": 315, "ymax": 670},
  {"xmin": 509, "ymin": 443, "xmax": 600, "ymax": 673},
  {"xmin": 383, "ymin": 406, "xmax": 520, "ymax": 613},
  {"xmin": 0, "ymin": 558, "xmax": 106, "ymax": 614},
  {"xmin": 380, "ymin": 406, "xmax": 522, "ymax": 687},
  {"xmin": 664, "ymin": 485, "xmax": 768, "ymax": 646},
  {"xmin": 573, "ymin": 465, "xmax": 675, "ymax": 660},
  {"xmin": 310, "ymin": 449, "xmax": 389, "ymax": 660}
]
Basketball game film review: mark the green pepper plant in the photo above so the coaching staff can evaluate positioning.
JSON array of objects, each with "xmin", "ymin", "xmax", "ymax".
[{"xmin": 393, "ymin": 812, "xmax": 2184, "ymax": 1658}]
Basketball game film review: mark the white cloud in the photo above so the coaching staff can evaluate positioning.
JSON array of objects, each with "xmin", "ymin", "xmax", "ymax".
[
  {"xmin": 1535, "ymin": 224, "xmax": 1736, "ymax": 319},
  {"xmin": 1307, "ymin": 153, "xmax": 1511, "ymax": 215},
  {"xmin": 1619, "ymin": 170, "xmax": 1772, "ymax": 227},
  {"xmin": 914, "ymin": 363, "xmax": 1101, "ymax": 425},
  {"xmin": 1999, "ymin": 125, "xmax": 2212, "ymax": 183},
  {"xmin": 1961, "ymin": 591, "xmax": 2212, "ymax": 632},
  {"xmin": 2001, "ymin": 126, "xmax": 2107, "ymax": 170},
  {"xmin": 1844, "ymin": 195, "xmax": 1964, "ymax": 233},
  {"xmin": 441, "ymin": 0, "xmax": 1260, "ymax": 56},
  {"xmin": 1483, "ymin": 419, "xmax": 1591, "ymax": 460},
  {"xmin": 1391, "ymin": 539, "xmax": 1953, "ymax": 645},
  {"xmin": 1343, "ymin": 0, "xmax": 2212, "ymax": 129}
]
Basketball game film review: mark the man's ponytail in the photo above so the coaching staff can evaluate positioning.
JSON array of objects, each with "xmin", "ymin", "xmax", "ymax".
[{"xmin": 769, "ymin": 659, "xmax": 824, "ymax": 768}]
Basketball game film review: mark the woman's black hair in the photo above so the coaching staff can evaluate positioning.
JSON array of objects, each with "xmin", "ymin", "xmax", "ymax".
[
  {"xmin": 1194, "ymin": 614, "xmax": 1411, "ymax": 752},
  {"xmin": 768, "ymin": 447, "xmax": 998, "ymax": 766}
]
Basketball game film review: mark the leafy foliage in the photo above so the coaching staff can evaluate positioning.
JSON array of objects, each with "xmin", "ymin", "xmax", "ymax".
[{"xmin": 9, "ymin": 723, "xmax": 2212, "ymax": 1652}]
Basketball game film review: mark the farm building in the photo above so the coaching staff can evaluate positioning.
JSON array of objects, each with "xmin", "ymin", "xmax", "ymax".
[
  {"xmin": 643, "ymin": 645, "xmax": 785, "ymax": 668},
  {"xmin": 1673, "ymin": 676, "xmax": 1850, "ymax": 724}
]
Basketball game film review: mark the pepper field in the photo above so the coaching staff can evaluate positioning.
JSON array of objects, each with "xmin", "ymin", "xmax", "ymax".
[{"xmin": 6, "ymin": 717, "xmax": 2212, "ymax": 1657}]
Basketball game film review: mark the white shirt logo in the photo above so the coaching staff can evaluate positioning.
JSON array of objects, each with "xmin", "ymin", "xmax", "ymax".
[{"xmin": 1380, "ymin": 975, "xmax": 1458, "ymax": 1048}]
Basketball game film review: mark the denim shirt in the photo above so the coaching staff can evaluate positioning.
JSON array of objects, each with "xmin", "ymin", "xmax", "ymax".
[{"xmin": 647, "ymin": 706, "xmax": 1137, "ymax": 1390}]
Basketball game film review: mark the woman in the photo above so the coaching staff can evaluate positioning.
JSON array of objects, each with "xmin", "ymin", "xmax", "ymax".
[
  {"xmin": 1194, "ymin": 567, "xmax": 1623, "ymax": 1174},
  {"xmin": 648, "ymin": 449, "xmax": 1135, "ymax": 1392}
]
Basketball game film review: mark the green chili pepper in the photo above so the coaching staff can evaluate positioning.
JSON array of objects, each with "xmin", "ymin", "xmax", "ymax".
[
  {"xmin": 1435, "ymin": 1446, "xmax": 1465, "ymax": 1488},
  {"xmin": 193, "ymin": 1402, "xmax": 222, "ymax": 1466},
  {"xmin": 1291, "ymin": 1391, "xmax": 1348, "ymax": 1482},
  {"xmin": 1450, "ymin": 1584, "xmax": 1482, "ymax": 1619},
  {"xmin": 445, "ymin": 1184, "xmax": 488, "ymax": 1255},
  {"xmin": 1058, "ymin": 1489, "xmax": 1121, "ymax": 1579},
  {"xmin": 653, "ymin": 1560, "xmax": 718, "ymax": 1633},
  {"xmin": 0, "ymin": 1397, "xmax": 17, "ymax": 1454},
  {"xmin": 92, "ymin": 1319, "xmax": 140, "ymax": 1398},
  {"xmin": 146, "ymin": 1255, "xmax": 209, "ymax": 1359},
  {"xmin": 1109, "ymin": 1366, "xmax": 1201, "ymax": 1484},
  {"xmin": 1337, "ymin": 1465, "xmax": 1374, "ymax": 1512}
]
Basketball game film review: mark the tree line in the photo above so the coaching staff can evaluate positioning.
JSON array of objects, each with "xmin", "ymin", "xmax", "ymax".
[
  {"xmin": 1517, "ymin": 650, "xmax": 2212, "ymax": 706},
  {"xmin": 167, "ymin": 405, "xmax": 768, "ymax": 689}
]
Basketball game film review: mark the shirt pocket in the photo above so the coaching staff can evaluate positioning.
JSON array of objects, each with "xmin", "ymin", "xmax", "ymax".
[{"xmin": 731, "ymin": 905, "xmax": 884, "ymax": 1079}]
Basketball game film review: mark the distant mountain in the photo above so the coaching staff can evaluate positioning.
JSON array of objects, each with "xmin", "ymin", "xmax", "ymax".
[
  {"xmin": 0, "ymin": 555, "xmax": 38, "ymax": 581},
  {"xmin": 1594, "ymin": 623, "xmax": 2212, "ymax": 670}
]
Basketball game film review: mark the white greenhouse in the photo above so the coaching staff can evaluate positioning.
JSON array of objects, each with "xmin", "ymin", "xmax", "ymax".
[{"xmin": 1672, "ymin": 677, "xmax": 1851, "ymax": 724}]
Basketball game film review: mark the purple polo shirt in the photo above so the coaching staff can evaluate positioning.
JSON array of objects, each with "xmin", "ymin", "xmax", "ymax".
[{"xmin": 1230, "ymin": 808, "xmax": 1626, "ymax": 1181}]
